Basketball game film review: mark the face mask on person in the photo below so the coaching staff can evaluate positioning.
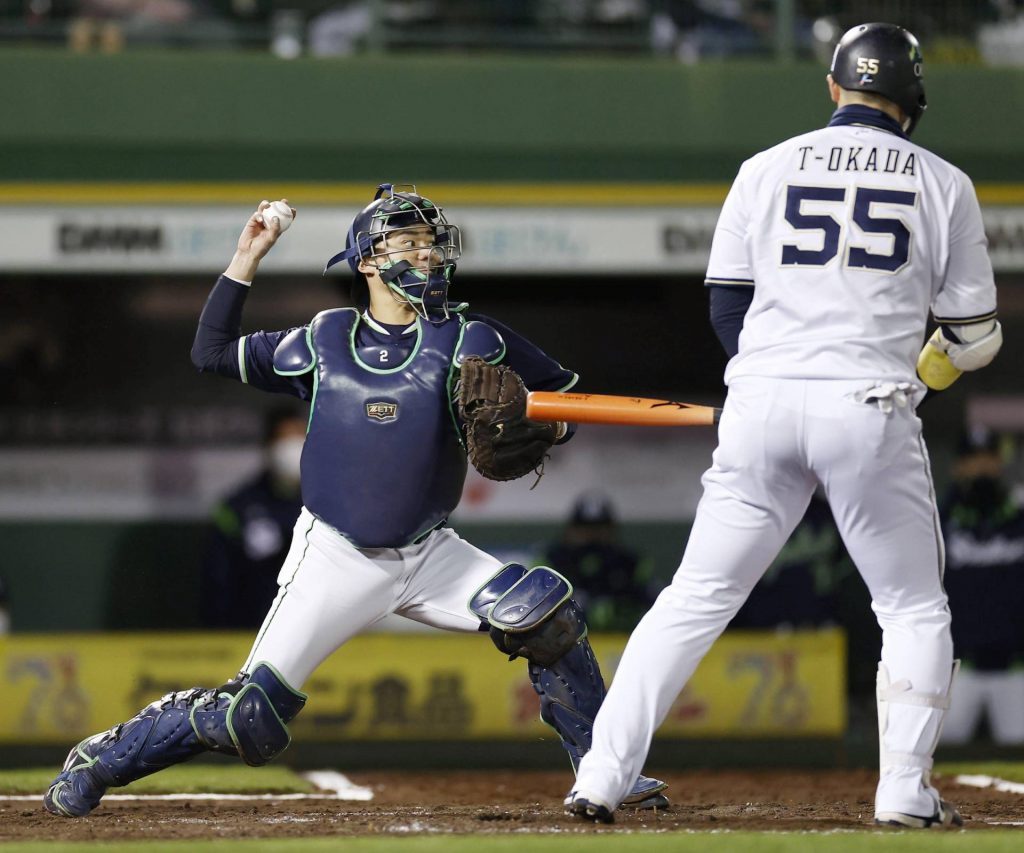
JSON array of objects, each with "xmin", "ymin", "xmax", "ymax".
[{"xmin": 269, "ymin": 436, "xmax": 304, "ymax": 487}]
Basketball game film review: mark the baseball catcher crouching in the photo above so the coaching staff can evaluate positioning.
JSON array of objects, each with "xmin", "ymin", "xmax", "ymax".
[
  {"xmin": 44, "ymin": 663, "xmax": 305, "ymax": 817},
  {"xmin": 470, "ymin": 563, "xmax": 669, "ymax": 809}
]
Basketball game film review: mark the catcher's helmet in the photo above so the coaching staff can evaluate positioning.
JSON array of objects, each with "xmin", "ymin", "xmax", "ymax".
[
  {"xmin": 324, "ymin": 183, "xmax": 461, "ymax": 318},
  {"xmin": 830, "ymin": 22, "xmax": 926, "ymax": 135}
]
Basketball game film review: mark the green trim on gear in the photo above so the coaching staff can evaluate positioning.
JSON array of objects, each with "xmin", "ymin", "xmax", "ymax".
[
  {"xmin": 272, "ymin": 327, "xmax": 316, "ymax": 377},
  {"xmin": 445, "ymin": 315, "xmax": 469, "ymax": 450},
  {"xmin": 304, "ymin": 323, "xmax": 319, "ymax": 434},
  {"xmin": 249, "ymin": 660, "xmax": 309, "ymax": 702},
  {"xmin": 348, "ymin": 309, "xmax": 423, "ymax": 375},
  {"xmin": 222, "ymin": 683, "xmax": 292, "ymax": 766}
]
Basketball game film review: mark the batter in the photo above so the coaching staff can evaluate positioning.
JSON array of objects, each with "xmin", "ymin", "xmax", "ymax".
[{"xmin": 569, "ymin": 23, "xmax": 1001, "ymax": 828}]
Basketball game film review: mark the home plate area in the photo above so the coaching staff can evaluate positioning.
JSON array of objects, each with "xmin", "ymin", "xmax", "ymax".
[{"xmin": 3, "ymin": 769, "xmax": 1023, "ymax": 841}]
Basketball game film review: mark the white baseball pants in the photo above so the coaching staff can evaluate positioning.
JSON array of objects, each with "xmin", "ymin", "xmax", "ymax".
[
  {"xmin": 242, "ymin": 508, "xmax": 501, "ymax": 689},
  {"xmin": 574, "ymin": 377, "xmax": 953, "ymax": 817}
]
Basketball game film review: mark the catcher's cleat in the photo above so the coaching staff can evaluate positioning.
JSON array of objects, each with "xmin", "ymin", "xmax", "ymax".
[
  {"xmin": 43, "ymin": 734, "xmax": 113, "ymax": 817},
  {"xmin": 566, "ymin": 793, "xmax": 615, "ymax": 824},
  {"xmin": 619, "ymin": 775, "xmax": 669, "ymax": 810},
  {"xmin": 875, "ymin": 800, "xmax": 963, "ymax": 829}
]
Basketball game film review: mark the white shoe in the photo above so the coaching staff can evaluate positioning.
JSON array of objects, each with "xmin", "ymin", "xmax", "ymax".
[{"xmin": 875, "ymin": 799, "xmax": 963, "ymax": 829}]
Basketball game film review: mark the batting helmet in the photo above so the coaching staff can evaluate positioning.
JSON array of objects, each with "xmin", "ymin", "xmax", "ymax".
[{"xmin": 830, "ymin": 22, "xmax": 926, "ymax": 135}]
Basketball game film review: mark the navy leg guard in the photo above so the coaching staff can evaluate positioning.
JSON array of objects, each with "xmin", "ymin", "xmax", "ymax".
[
  {"xmin": 474, "ymin": 565, "xmax": 668, "ymax": 810},
  {"xmin": 44, "ymin": 663, "xmax": 306, "ymax": 817},
  {"xmin": 43, "ymin": 686, "xmax": 216, "ymax": 817},
  {"xmin": 531, "ymin": 640, "xmax": 669, "ymax": 809}
]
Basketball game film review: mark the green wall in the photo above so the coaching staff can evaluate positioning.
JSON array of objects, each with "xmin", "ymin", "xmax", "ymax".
[{"xmin": 6, "ymin": 49, "xmax": 1024, "ymax": 182}]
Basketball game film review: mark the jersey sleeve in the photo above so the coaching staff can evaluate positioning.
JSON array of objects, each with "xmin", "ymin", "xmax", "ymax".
[
  {"xmin": 241, "ymin": 329, "xmax": 314, "ymax": 399},
  {"xmin": 704, "ymin": 161, "xmax": 755, "ymax": 288},
  {"xmin": 932, "ymin": 171, "xmax": 997, "ymax": 325},
  {"xmin": 708, "ymin": 284, "xmax": 754, "ymax": 359},
  {"xmin": 469, "ymin": 314, "xmax": 578, "ymax": 393},
  {"xmin": 191, "ymin": 275, "xmax": 313, "ymax": 400},
  {"xmin": 468, "ymin": 313, "xmax": 578, "ymax": 444}
]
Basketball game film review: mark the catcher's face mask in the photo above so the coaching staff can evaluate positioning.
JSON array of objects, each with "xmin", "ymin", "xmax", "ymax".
[{"xmin": 324, "ymin": 184, "xmax": 462, "ymax": 321}]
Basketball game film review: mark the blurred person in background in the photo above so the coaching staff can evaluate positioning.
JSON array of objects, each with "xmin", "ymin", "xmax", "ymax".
[
  {"xmin": 200, "ymin": 407, "xmax": 305, "ymax": 630},
  {"xmin": 544, "ymin": 492, "xmax": 656, "ymax": 632},
  {"xmin": 940, "ymin": 427, "xmax": 1024, "ymax": 746}
]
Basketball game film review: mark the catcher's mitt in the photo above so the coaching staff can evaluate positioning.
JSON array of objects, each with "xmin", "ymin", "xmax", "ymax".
[{"xmin": 457, "ymin": 356, "xmax": 558, "ymax": 482}]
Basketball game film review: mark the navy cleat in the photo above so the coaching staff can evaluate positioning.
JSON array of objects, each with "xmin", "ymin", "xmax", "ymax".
[
  {"xmin": 565, "ymin": 792, "xmax": 615, "ymax": 823},
  {"xmin": 619, "ymin": 774, "xmax": 669, "ymax": 810},
  {"xmin": 875, "ymin": 800, "xmax": 963, "ymax": 829},
  {"xmin": 43, "ymin": 732, "xmax": 116, "ymax": 817}
]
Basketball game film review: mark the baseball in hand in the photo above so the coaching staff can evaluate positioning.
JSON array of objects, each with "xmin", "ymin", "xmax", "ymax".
[{"xmin": 261, "ymin": 200, "xmax": 294, "ymax": 233}]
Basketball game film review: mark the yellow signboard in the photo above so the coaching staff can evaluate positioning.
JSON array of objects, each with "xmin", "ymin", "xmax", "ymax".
[{"xmin": 0, "ymin": 629, "xmax": 845, "ymax": 743}]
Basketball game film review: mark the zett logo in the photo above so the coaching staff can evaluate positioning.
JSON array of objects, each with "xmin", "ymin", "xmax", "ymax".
[{"xmin": 366, "ymin": 402, "xmax": 398, "ymax": 421}]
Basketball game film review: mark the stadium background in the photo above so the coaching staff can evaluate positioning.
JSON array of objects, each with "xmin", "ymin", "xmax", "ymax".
[{"xmin": 2, "ymin": 0, "xmax": 1024, "ymax": 778}]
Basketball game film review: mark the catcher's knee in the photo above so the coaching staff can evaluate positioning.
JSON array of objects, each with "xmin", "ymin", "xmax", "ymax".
[
  {"xmin": 469, "ymin": 563, "xmax": 586, "ymax": 667},
  {"xmin": 191, "ymin": 662, "xmax": 307, "ymax": 767}
]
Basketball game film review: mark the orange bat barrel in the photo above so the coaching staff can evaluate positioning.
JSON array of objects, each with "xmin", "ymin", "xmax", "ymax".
[{"xmin": 526, "ymin": 392, "xmax": 721, "ymax": 427}]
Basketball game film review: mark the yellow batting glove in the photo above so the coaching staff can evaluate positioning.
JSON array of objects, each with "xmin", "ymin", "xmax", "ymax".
[{"xmin": 916, "ymin": 328, "xmax": 963, "ymax": 391}]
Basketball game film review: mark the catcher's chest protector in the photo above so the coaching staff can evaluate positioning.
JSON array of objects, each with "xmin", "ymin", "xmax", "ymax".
[{"xmin": 302, "ymin": 308, "xmax": 467, "ymax": 547}]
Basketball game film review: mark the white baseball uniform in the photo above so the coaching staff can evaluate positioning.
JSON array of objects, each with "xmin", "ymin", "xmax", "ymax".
[
  {"xmin": 243, "ymin": 508, "xmax": 501, "ymax": 688},
  {"xmin": 574, "ymin": 109, "xmax": 997, "ymax": 819}
]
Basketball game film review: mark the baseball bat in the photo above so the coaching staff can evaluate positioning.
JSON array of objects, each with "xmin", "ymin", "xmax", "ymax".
[{"xmin": 526, "ymin": 391, "xmax": 722, "ymax": 427}]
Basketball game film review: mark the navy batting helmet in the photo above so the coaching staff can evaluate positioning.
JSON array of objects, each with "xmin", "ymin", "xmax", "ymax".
[
  {"xmin": 324, "ymin": 183, "xmax": 461, "ymax": 318},
  {"xmin": 830, "ymin": 23, "xmax": 926, "ymax": 135}
]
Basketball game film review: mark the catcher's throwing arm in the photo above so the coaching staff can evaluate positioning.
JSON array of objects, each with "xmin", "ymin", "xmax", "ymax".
[{"xmin": 526, "ymin": 392, "xmax": 722, "ymax": 427}]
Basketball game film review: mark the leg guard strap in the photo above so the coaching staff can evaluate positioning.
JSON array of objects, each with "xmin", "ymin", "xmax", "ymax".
[{"xmin": 877, "ymin": 661, "xmax": 959, "ymax": 775}]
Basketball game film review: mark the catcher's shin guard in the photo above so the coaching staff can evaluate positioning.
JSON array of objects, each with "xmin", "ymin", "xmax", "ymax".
[
  {"xmin": 44, "ymin": 662, "xmax": 306, "ymax": 818},
  {"xmin": 470, "ymin": 564, "xmax": 668, "ymax": 810},
  {"xmin": 44, "ymin": 686, "xmax": 214, "ymax": 817}
]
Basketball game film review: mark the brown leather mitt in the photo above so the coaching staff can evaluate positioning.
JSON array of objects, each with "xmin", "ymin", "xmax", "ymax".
[{"xmin": 457, "ymin": 356, "xmax": 558, "ymax": 482}]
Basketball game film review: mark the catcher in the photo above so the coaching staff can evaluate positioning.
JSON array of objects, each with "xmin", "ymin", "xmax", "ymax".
[{"xmin": 43, "ymin": 184, "xmax": 667, "ymax": 817}]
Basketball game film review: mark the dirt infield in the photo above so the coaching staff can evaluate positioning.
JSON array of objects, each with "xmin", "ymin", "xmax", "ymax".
[{"xmin": 3, "ymin": 769, "xmax": 1022, "ymax": 840}]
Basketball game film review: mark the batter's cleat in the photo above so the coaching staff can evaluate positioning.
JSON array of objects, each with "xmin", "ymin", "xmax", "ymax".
[
  {"xmin": 565, "ymin": 792, "xmax": 615, "ymax": 824},
  {"xmin": 619, "ymin": 775, "xmax": 669, "ymax": 810},
  {"xmin": 43, "ymin": 733, "xmax": 114, "ymax": 817},
  {"xmin": 875, "ymin": 800, "xmax": 963, "ymax": 829}
]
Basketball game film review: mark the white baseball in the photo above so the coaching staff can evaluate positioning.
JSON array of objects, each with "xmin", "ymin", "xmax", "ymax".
[{"xmin": 260, "ymin": 200, "xmax": 294, "ymax": 233}]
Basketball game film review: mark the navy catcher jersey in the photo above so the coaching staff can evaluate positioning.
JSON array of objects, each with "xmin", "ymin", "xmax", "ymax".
[{"xmin": 192, "ymin": 276, "xmax": 577, "ymax": 547}]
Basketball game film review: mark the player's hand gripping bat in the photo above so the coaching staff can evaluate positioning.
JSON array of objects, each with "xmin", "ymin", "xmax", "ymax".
[{"xmin": 526, "ymin": 392, "xmax": 722, "ymax": 427}]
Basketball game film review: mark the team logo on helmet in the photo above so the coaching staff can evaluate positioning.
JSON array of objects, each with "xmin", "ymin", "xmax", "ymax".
[
  {"xmin": 366, "ymin": 402, "xmax": 398, "ymax": 422},
  {"xmin": 830, "ymin": 22, "xmax": 928, "ymax": 136}
]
